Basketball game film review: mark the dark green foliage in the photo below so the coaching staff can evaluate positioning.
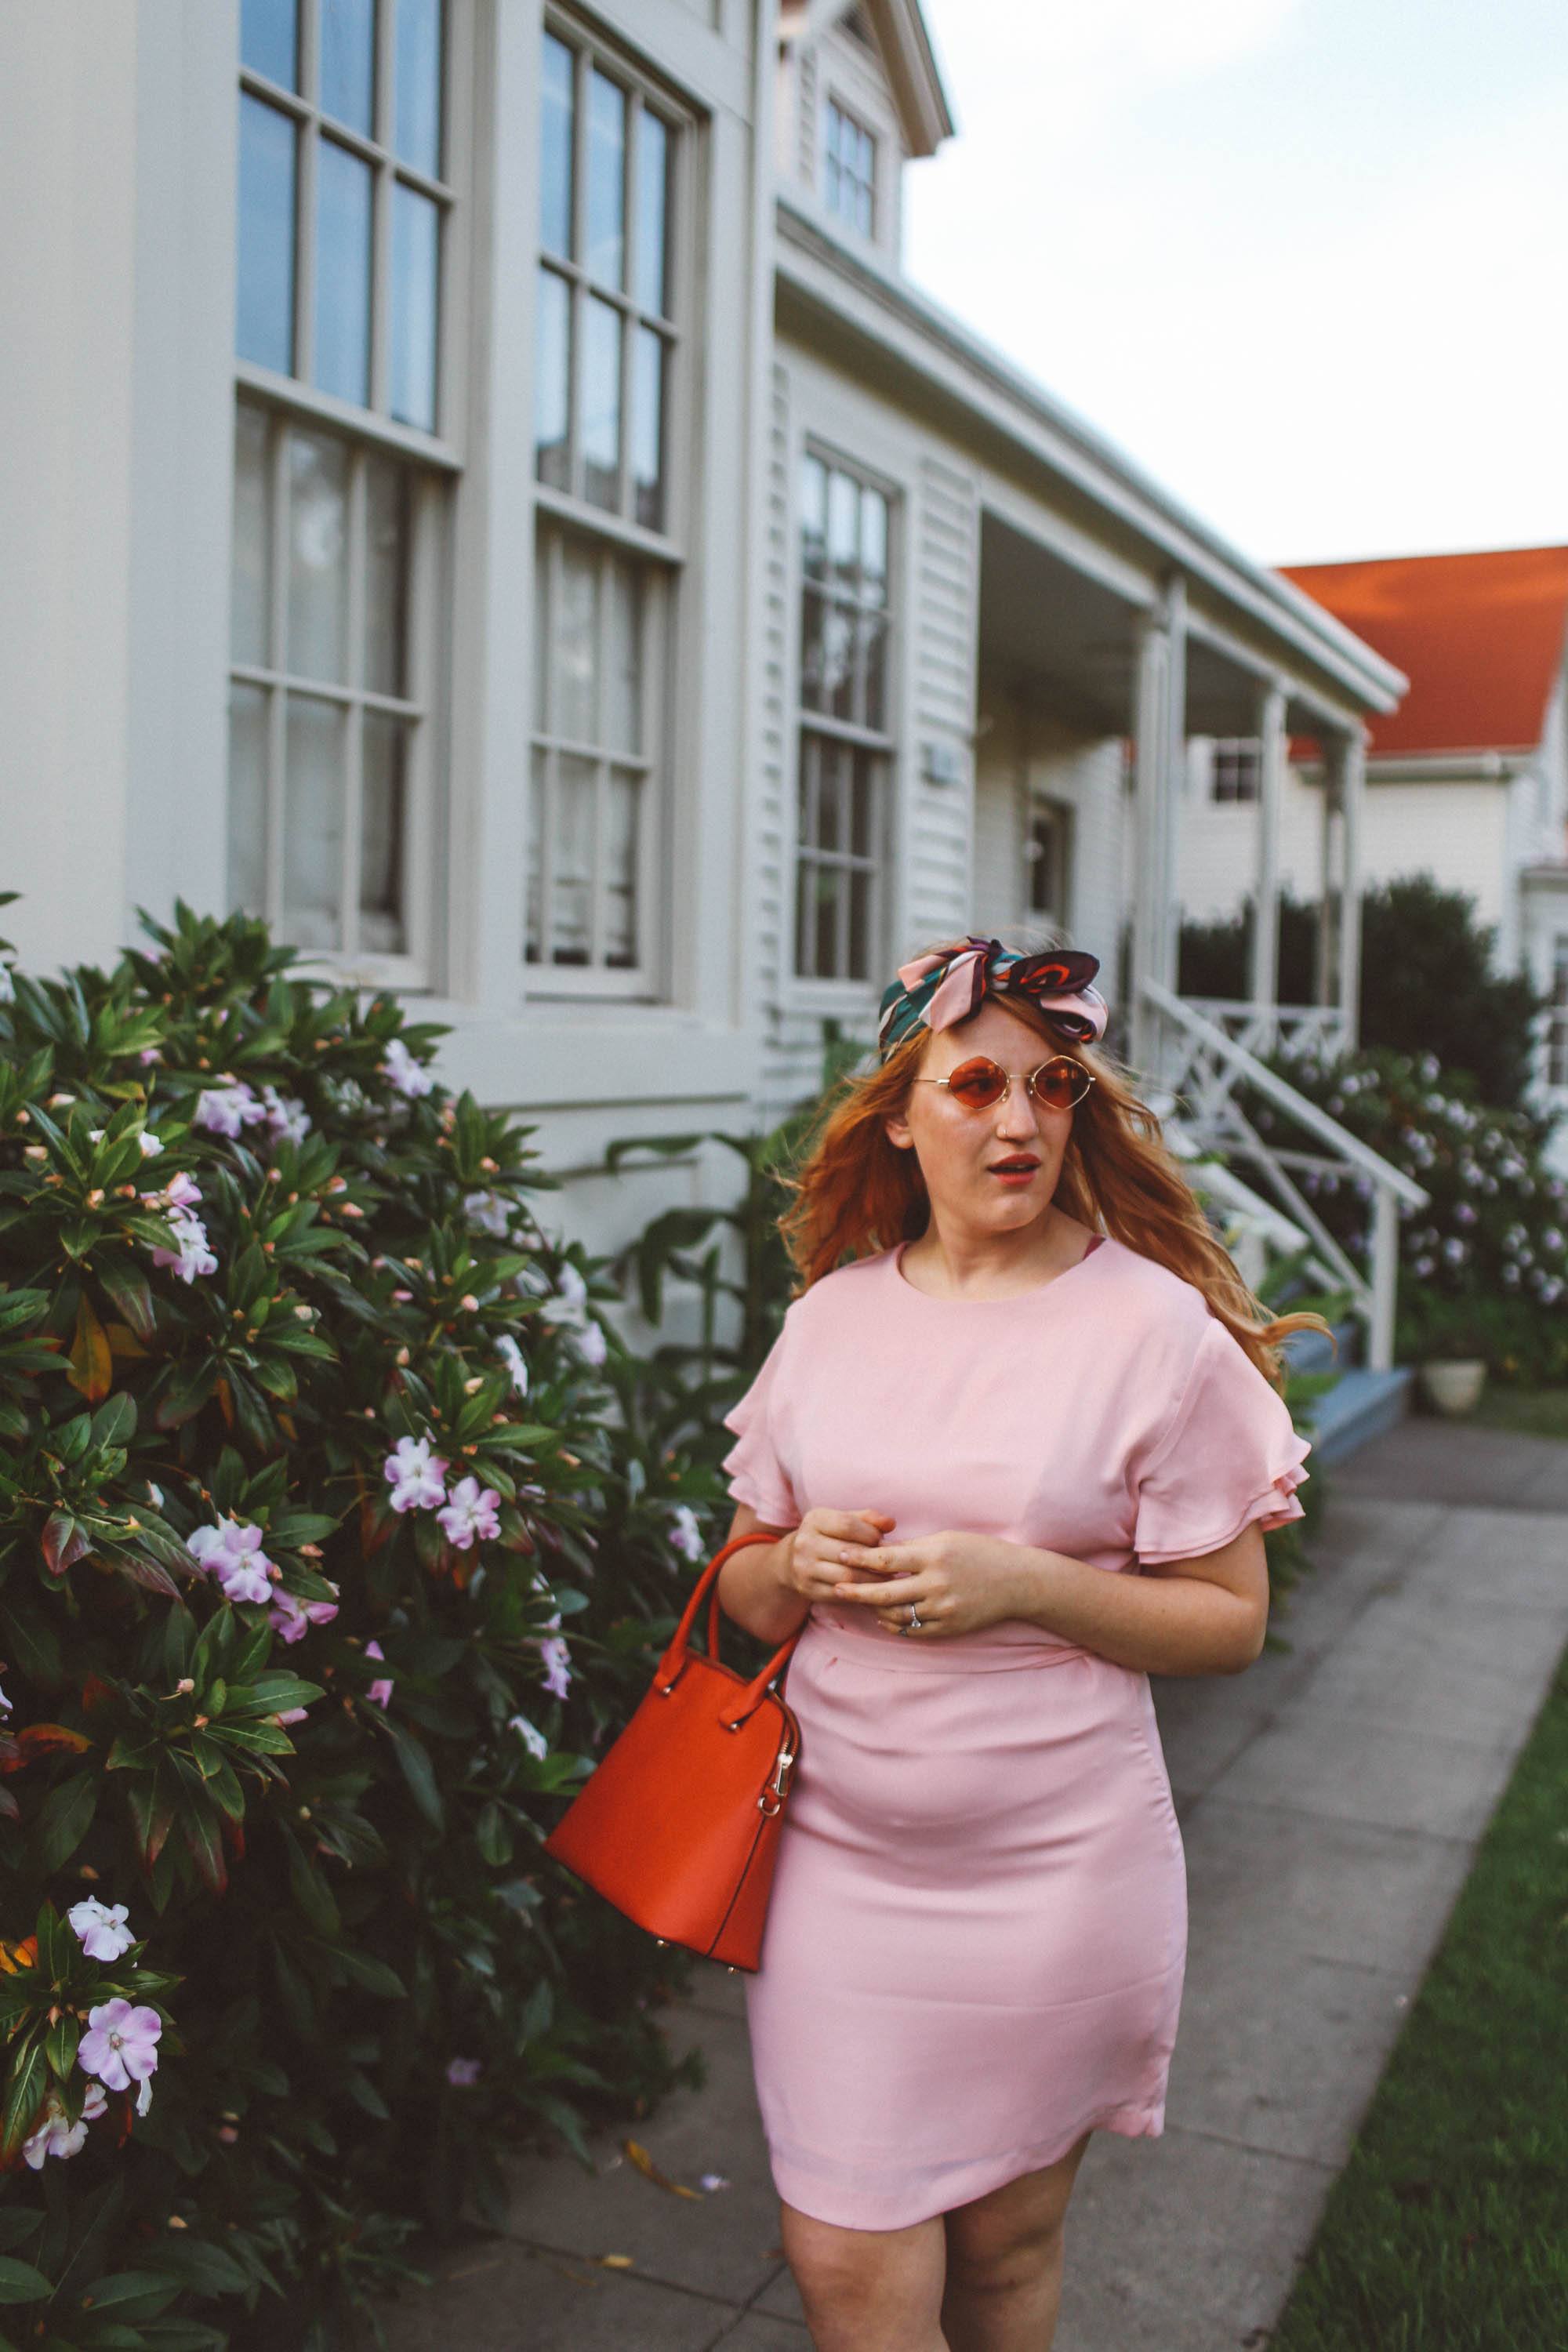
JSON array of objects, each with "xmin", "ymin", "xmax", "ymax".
[
  {"xmin": 1179, "ymin": 877, "xmax": 1554, "ymax": 1111},
  {"xmin": 0, "ymin": 904, "xmax": 718, "ymax": 2347},
  {"xmin": 1255, "ymin": 1038, "xmax": 1568, "ymax": 1378}
]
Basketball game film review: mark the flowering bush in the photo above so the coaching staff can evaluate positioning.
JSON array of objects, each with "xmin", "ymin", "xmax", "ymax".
[
  {"xmin": 0, "ymin": 903, "xmax": 724, "ymax": 2347},
  {"xmin": 1256, "ymin": 1040, "xmax": 1568, "ymax": 1379}
]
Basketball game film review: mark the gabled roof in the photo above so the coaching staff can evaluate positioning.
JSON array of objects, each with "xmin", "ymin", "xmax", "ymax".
[
  {"xmin": 779, "ymin": 0, "xmax": 955, "ymax": 156},
  {"xmin": 1278, "ymin": 546, "xmax": 1568, "ymax": 759}
]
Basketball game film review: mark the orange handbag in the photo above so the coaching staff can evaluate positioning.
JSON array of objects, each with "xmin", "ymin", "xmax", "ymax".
[{"xmin": 541, "ymin": 1530, "xmax": 805, "ymax": 1973}]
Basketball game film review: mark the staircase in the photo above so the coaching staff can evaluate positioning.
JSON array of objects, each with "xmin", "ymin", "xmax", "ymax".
[{"xmin": 1142, "ymin": 980, "xmax": 1429, "ymax": 1465}]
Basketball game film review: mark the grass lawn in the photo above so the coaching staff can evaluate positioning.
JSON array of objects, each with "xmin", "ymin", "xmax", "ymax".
[
  {"xmin": 1268, "ymin": 1640, "xmax": 1568, "ymax": 2351},
  {"xmin": 1457, "ymin": 1384, "xmax": 1568, "ymax": 1443}
]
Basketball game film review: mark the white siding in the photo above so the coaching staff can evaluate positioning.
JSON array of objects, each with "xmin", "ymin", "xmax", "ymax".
[{"xmin": 906, "ymin": 452, "xmax": 978, "ymax": 946}]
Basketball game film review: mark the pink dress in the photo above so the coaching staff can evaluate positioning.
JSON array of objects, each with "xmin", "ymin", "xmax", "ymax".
[{"xmin": 720, "ymin": 1232, "xmax": 1309, "ymax": 2231}]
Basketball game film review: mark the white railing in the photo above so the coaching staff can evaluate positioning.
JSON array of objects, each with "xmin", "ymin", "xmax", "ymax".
[
  {"xmin": 1181, "ymin": 997, "xmax": 1352, "ymax": 1062},
  {"xmin": 1140, "ymin": 979, "xmax": 1428, "ymax": 1372}
]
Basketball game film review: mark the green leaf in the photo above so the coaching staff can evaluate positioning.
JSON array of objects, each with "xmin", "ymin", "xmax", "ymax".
[
  {"xmin": 384, "ymin": 1719, "xmax": 444, "ymax": 1831},
  {"xmin": 0, "ymin": 2258, "xmax": 53, "ymax": 2306},
  {"xmin": 35, "ymin": 1770, "xmax": 97, "ymax": 1871},
  {"xmin": 96, "ymin": 1258, "xmax": 156, "ymax": 1343},
  {"xmin": 71, "ymin": 2272, "xmax": 182, "ymax": 2322},
  {"xmin": 0, "ymin": 2042, "xmax": 47, "ymax": 2162}
]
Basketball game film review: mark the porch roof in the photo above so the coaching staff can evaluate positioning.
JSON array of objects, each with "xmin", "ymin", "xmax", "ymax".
[
  {"xmin": 775, "ymin": 196, "xmax": 1408, "ymax": 724},
  {"xmin": 1279, "ymin": 546, "xmax": 1568, "ymax": 759}
]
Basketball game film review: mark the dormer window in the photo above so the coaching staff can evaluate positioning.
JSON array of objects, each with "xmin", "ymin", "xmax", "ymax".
[{"xmin": 823, "ymin": 96, "xmax": 877, "ymax": 238}]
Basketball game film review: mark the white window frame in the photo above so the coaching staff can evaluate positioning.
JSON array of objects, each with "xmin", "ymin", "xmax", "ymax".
[
  {"xmin": 524, "ymin": 8, "xmax": 693, "ymax": 1002},
  {"xmin": 791, "ymin": 442, "xmax": 897, "ymax": 989},
  {"xmin": 1549, "ymin": 932, "xmax": 1568, "ymax": 1091},
  {"xmin": 822, "ymin": 93, "xmax": 877, "ymax": 239},
  {"xmin": 1211, "ymin": 736, "xmax": 1261, "ymax": 804},
  {"xmin": 230, "ymin": 0, "xmax": 471, "ymax": 990},
  {"xmin": 1025, "ymin": 795, "xmax": 1073, "ymax": 927}
]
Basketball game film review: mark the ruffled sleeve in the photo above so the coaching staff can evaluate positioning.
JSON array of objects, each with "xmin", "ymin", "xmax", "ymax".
[
  {"xmin": 1132, "ymin": 1316, "xmax": 1310, "ymax": 1566},
  {"xmin": 719, "ymin": 1319, "xmax": 801, "ymax": 1529}
]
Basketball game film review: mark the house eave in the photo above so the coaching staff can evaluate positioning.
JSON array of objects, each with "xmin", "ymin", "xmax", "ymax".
[
  {"xmin": 779, "ymin": 0, "xmax": 956, "ymax": 154},
  {"xmin": 775, "ymin": 194, "xmax": 1409, "ymax": 718}
]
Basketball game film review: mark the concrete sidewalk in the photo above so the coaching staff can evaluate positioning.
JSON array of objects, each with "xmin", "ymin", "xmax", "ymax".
[{"xmin": 376, "ymin": 1421, "xmax": 1568, "ymax": 2351}]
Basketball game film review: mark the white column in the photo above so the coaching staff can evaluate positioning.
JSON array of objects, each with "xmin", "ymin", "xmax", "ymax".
[
  {"xmin": 1313, "ymin": 735, "xmax": 1336, "ymax": 1007},
  {"xmin": 1250, "ymin": 678, "xmax": 1287, "ymax": 1011},
  {"xmin": 1157, "ymin": 573, "xmax": 1188, "ymax": 996},
  {"xmin": 1130, "ymin": 607, "xmax": 1170, "ymax": 1073},
  {"xmin": 1336, "ymin": 726, "xmax": 1366, "ymax": 1050}
]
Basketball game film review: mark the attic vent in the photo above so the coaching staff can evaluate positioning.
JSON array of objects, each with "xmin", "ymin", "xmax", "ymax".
[{"xmin": 843, "ymin": 5, "xmax": 877, "ymax": 51}]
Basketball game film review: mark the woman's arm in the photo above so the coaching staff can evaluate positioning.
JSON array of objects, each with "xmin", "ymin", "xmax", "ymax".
[
  {"xmin": 716, "ymin": 1502, "xmax": 811, "ymax": 1646},
  {"xmin": 826, "ymin": 1521, "xmax": 1271, "ymax": 1675}
]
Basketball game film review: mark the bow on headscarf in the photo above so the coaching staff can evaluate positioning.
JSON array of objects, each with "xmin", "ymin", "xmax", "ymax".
[{"xmin": 877, "ymin": 938, "xmax": 1108, "ymax": 1062}]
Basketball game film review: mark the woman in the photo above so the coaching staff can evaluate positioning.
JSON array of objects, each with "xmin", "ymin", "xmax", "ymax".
[{"xmin": 715, "ymin": 936, "xmax": 1327, "ymax": 2352}]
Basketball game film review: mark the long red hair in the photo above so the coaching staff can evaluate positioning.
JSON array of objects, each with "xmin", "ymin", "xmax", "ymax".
[{"xmin": 773, "ymin": 942, "xmax": 1330, "ymax": 1389}]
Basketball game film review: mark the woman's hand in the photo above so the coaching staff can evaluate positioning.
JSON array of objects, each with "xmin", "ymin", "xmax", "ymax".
[
  {"xmin": 780, "ymin": 1507, "xmax": 898, "ymax": 1608},
  {"xmin": 826, "ymin": 1530, "xmax": 1031, "ymax": 1640}
]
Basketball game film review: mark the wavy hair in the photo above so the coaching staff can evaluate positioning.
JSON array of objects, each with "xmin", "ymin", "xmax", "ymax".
[{"xmin": 773, "ymin": 940, "xmax": 1331, "ymax": 1389}]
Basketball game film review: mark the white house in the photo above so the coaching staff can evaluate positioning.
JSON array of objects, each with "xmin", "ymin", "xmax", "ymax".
[
  {"xmin": 1178, "ymin": 545, "xmax": 1568, "ymax": 1165},
  {"xmin": 2, "ymin": 0, "xmax": 1424, "ymax": 1374}
]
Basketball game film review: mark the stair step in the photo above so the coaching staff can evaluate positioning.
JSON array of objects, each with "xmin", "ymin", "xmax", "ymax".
[
  {"xmin": 1279, "ymin": 1317, "xmax": 1360, "ymax": 1374},
  {"xmin": 1301, "ymin": 1366, "xmax": 1414, "ymax": 1465}
]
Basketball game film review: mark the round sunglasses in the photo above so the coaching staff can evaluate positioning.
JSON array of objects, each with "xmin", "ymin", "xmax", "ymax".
[{"xmin": 912, "ymin": 1053, "xmax": 1096, "ymax": 1114}]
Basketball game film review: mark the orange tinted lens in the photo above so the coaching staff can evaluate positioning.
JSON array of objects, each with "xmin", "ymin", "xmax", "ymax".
[
  {"xmin": 946, "ymin": 1057, "xmax": 1007, "ymax": 1108},
  {"xmin": 1032, "ymin": 1058, "xmax": 1083, "ymax": 1109}
]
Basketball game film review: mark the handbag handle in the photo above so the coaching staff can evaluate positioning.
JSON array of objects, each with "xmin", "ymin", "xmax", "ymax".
[{"xmin": 654, "ymin": 1526, "xmax": 804, "ymax": 1728}]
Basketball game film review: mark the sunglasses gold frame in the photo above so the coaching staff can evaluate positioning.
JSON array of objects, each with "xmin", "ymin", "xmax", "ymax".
[{"xmin": 911, "ymin": 1054, "xmax": 1097, "ymax": 1113}]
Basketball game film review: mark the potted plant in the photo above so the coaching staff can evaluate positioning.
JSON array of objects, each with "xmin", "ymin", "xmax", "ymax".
[{"xmin": 1411, "ymin": 1294, "xmax": 1491, "ymax": 1417}]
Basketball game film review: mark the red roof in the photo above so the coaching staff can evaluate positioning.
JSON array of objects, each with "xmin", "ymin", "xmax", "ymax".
[{"xmin": 1279, "ymin": 545, "xmax": 1568, "ymax": 758}]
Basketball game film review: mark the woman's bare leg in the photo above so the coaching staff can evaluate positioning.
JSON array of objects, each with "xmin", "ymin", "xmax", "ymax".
[
  {"xmin": 779, "ymin": 2198, "xmax": 951, "ymax": 2352},
  {"xmin": 939, "ymin": 2132, "xmax": 1093, "ymax": 2352}
]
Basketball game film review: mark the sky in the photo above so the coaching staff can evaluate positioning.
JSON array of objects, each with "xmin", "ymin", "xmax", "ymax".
[{"xmin": 902, "ymin": 0, "xmax": 1568, "ymax": 568}]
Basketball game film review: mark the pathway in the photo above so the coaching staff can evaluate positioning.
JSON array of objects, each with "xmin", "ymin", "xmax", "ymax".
[{"xmin": 375, "ymin": 1418, "xmax": 1568, "ymax": 2350}]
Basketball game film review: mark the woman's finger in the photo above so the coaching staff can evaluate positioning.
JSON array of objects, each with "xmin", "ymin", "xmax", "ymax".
[{"xmin": 833, "ymin": 1574, "xmax": 926, "ymax": 1605}]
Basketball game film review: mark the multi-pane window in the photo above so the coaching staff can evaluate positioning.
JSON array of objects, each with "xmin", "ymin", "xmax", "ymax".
[
  {"xmin": 795, "ymin": 452, "xmax": 892, "ymax": 982},
  {"xmin": 229, "ymin": 401, "xmax": 432, "ymax": 963},
  {"xmin": 237, "ymin": 0, "xmax": 448, "ymax": 428},
  {"xmin": 528, "ymin": 20, "xmax": 682, "ymax": 991},
  {"xmin": 1549, "ymin": 936, "xmax": 1568, "ymax": 1089},
  {"xmin": 823, "ymin": 96, "xmax": 876, "ymax": 238},
  {"xmin": 534, "ymin": 27, "xmax": 675, "ymax": 529},
  {"xmin": 528, "ymin": 529, "xmax": 662, "ymax": 973},
  {"xmin": 231, "ymin": 0, "xmax": 455, "ymax": 978},
  {"xmin": 1026, "ymin": 800, "xmax": 1072, "ymax": 924},
  {"xmin": 1211, "ymin": 738, "xmax": 1261, "ymax": 803}
]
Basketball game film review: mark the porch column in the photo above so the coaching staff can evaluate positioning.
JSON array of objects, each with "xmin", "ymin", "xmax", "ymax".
[
  {"xmin": 1156, "ymin": 572, "xmax": 1188, "ymax": 998},
  {"xmin": 1130, "ymin": 604, "xmax": 1170, "ymax": 1073},
  {"xmin": 1334, "ymin": 726, "xmax": 1367, "ymax": 1049},
  {"xmin": 1129, "ymin": 576, "xmax": 1187, "ymax": 1073},
  {"xmin": 1313, "ymin": 735, "xmax": 1336, "ymax": 1006},
  {"xmin": 1250, "ymin": 677, "xmax": 1287, "ymax": 1010}
]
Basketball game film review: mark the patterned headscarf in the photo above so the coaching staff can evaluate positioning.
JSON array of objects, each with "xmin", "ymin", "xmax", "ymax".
[{"xmin": 877, "ymin": 938, "xmax": 1108, "ymax": 1063}]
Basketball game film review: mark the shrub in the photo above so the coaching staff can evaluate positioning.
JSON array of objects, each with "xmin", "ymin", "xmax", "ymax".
[
  {"xmin": 1255, "ymin": 1040, "xmax": 1568, "ymax": 1381},
  {"xmin": 1179, "ymin": 876, "xmax": 1552, "ymax": 1112},
  {"xmin": 0, "ymin": 904, "xmax": 716, "ymax": 2348}
]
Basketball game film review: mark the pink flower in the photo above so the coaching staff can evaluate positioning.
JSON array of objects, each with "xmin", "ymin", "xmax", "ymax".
[
  {"xmin": 445, "ymin": 2056, "xmax": 482, "ymax": 2087},
  {"xmin": 668, "ymin": 1505, "xmax": 703, "ymax": 1562},
  {"xmin": 78, "ymin": 1998, "xmax": 162, "ymax": 2110},
  {"xmin": 268, "ymin": 1588, "xmax": 339, "ymax": 1643},
  {"xmin": 379, "ymin": 1037, "xmax": 434, "ymax": 1098},
  {"xmin": 383, "ymin": 1436, "xmax": 447, "ymax": 1513},
  {"xmin": 187, "ymin": 1518, "xmax": 275, "ymax": 1606},
  {"xmin": 194, "ymin": 1082, "xmax": 267, "ymax": 1138},
  {"xmin": 67, "ymin": 1897, "xmax": 134, "ymax": 1963},
  {"xmin": 277, "ymin": 1706, "xmax": 310, "ymax": 1726},
  {"xmin": 436, "ymin": 1475, "xmax": 500, "ymax": 1551},
  {"xmin": 151, "ymin": 1206, "xmax": 217, "ymax": 1283},
  {"xmin": 365, "ymin": 1640, "xmax": 394, "ymax": 1708},
  {"xmin": 162, "ymin": 1171, "xmax": 202, "ymax": 1210},
  {"xmin": 539, "ymin": 1635, "xmax": 572, "ymax": 1700},
  {"xmin": 21, "ymin": 2082, "xmax": 107, "ymax": 2169}
]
